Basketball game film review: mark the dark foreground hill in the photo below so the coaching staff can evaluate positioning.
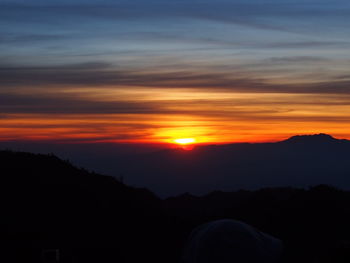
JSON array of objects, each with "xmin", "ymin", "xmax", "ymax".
[
  {"xmin": 115, "ymin": 133, "xmax": 350, "ymax": 196},
  {"xmin": 0, "ymin": 151, "xmax": 178, "ymax": 263},
  {"xmin": 1, "ymin": 150, "xmax": 350, "ymax": 262}
]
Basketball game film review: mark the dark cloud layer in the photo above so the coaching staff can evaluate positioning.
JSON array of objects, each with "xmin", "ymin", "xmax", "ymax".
[
  {"xmin": 1, "ymin": 62, "xmax": 350, "ymax": 94},
  {"xmin": 0, "ymin": 93, "xmax": 161, "ymax": 114}
]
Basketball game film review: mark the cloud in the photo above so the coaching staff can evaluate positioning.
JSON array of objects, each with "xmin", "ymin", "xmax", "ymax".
[
  {"xmin": 2, "ymin": 61, "xmax": 350, "ymax": 95},
  {"xmin": 263, "ymin": 41, "xmax": 350, "ymax": 49},
  {"xmin": 0, "ymin": 62, "xmax": 256, "ymax": 88},
  {"xmin": 0, "ymin": 93, "xmax": 165, "ymax": 115},
  {"xmin": 1, "ymin": 87, "xmax": 350, "ymax": 123},
  {"xmin": 265, "ymin": 56, "xmax": 330, "ymax": 63},
  {"xmin": 0, "ymin": 33, "xmax": 67, "ymax": 43}
]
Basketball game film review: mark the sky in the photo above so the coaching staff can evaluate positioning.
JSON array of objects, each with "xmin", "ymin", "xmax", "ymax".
[{"xmin": 1, "ymin": 0, "xmax": 350, "ymax": 144}]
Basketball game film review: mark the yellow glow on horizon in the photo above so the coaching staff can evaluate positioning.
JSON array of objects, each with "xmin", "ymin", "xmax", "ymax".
[{"xmin": 174, "ymin": 138, "xmax": 196, "ymax": 145}]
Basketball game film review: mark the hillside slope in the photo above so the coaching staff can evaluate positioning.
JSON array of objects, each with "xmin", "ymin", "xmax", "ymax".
[{"xmin": 0, "ymin": 150, "xmax": 170, "ymax": 263}]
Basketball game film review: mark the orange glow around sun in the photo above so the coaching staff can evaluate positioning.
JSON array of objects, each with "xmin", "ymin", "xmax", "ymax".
[{"xmin": 2, "ymin": 90, "xmax": 350, "ymax": 144}]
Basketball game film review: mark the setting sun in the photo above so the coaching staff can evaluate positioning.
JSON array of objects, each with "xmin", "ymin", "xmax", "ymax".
[{"xmin": 174, "ymin": 138, "xmax": 196, "ymax": 145}]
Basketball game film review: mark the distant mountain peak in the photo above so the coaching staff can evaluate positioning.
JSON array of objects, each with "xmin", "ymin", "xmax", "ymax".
[{"xmin": 283, "ymin": 133, "xmax": 338, "ymax": 144}]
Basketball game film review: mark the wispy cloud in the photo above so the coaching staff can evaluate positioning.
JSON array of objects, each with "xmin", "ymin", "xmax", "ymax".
[{"xmin": 2, "ymin": 61, "xmax": 350, "ymax": 94}]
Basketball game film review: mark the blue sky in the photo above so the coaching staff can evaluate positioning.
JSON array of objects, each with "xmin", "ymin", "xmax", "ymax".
[{"xmin": 2, "ymin": 0, "xmax": 350, "ymax": 72}]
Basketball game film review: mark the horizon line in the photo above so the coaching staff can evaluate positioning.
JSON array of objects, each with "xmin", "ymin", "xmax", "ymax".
[{"xmin": 0, "ymin": 133, "xmax": 348, "ymax": 146}]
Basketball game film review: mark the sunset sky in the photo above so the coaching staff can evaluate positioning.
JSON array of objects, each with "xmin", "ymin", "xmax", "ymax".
[{"xmin": 1, "ymin": 0, "xmax": 350, "ymax": 144}]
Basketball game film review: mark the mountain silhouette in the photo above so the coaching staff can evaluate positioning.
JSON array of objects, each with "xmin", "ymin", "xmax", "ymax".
[
  {"xmin": 281, "ymin": 133, "xmax": 345, "ymax": 144},
  {"xmin": 112, "ymin": 134, "xmax": 350, "ymax": 197}
]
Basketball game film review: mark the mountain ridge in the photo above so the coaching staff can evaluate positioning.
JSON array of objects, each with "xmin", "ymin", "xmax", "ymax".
[
  {"xmin": 281, "ymin": 133, "xmax": 348, "ymax": 144},
  {"xmin": 1, "ymin": 133, "xmax": 349, "ymax": 197},
  {"xmin": 113, "ymin": 133, "xmax": 350, "ymax": 197}
]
